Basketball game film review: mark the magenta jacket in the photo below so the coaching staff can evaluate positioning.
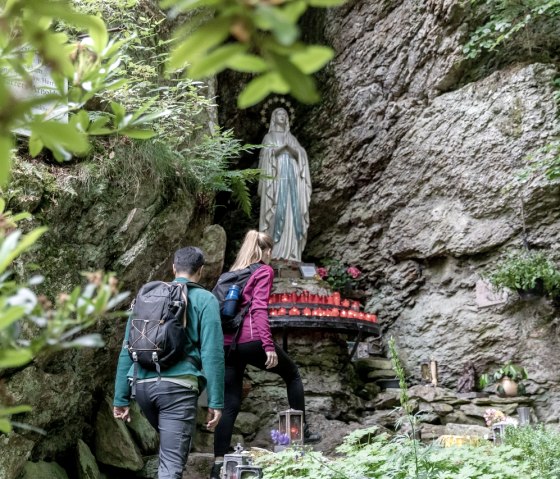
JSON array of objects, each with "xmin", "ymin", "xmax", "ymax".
[{"xmin": 223, "ymin": 264, "xmax": 275, "ymax": 352}]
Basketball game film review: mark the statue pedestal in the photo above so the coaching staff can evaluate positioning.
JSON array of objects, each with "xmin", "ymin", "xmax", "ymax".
[
  {"xmin": 271, "ymin": 277, "xmax": 330, "ymax": 296},
  {"xmin": 271, "ymin": 259, "xmax": 304, "ymax": 279}
]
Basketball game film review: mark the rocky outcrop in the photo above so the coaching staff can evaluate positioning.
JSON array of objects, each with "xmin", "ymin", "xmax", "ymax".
[
  {"xmin": 216, "ymin": 0, "xmax": 560, "ymax": 423},
  {"xmin": 298, "ymin": 3, "xmax": 560, "ymax": 419},
  {"xmin": 1, "ymin": 156, "xmax": 226, "ymax": 477}
]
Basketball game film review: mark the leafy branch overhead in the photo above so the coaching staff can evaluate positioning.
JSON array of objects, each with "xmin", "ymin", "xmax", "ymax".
[{"xmin": 164, "ymin": 0, "xmax": 344, "ymax": 108}]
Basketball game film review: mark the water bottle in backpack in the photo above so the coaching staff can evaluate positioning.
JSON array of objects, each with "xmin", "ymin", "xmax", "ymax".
[{"xmin": 222, "ymin": 284, "xmax": 241, "ymax": 318}]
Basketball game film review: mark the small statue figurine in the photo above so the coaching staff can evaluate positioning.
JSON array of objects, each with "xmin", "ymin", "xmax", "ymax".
[
  {"xmin": 258, "ymin": 108, "xmax": 312, "ymax": 262},
  {"xmin": 457, "ymin": 361, "xmax": 476, "ymax": 393}
]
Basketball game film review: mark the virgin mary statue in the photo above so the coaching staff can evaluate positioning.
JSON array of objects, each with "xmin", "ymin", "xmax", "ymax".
[{"xmin": 258, "ymin": 108, "xmax": 312, "ymax": 262}]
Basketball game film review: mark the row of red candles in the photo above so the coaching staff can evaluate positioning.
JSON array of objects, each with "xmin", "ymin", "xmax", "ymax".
[
  {"xmin": 269, "ymin": 306, "xmax": 378, "ymax": 322},
  {"xmin": 270, "ymin": 291, "xmax": 360, "ymax": 310}
]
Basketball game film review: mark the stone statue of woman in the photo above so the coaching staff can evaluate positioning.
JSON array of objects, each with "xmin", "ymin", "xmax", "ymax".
[{"xmin": 258, "ymin": 108, "xmax": 311, "ymax": 262}]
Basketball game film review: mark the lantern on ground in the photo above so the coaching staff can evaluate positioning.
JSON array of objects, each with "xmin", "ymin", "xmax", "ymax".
[
  {"xmin": 492, "ymin": 421, "xmax": 508, "ymax": 445},
  {"xmin": 278, "ymin": 408, "xmax": 304, "ymax": 445},
  {"xmin": 236, "ymin": 460, "xmax": 264, "ymax": 479},
  {"xmin": 223, "ymin": 443, "xmax": 249, "ymax": 479}
]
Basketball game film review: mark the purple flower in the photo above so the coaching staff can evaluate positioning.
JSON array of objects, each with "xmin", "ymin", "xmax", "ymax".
[{"xmin": 270, "ymin": 429, "xmax": 290, "ymax": 445}]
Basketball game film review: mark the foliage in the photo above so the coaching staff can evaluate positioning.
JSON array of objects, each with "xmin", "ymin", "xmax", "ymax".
[
  {"xmin": 70, "ymin": 0, "xmax": 215, "ymax": 149},
  {"xmin": 67, "ymin": 0, "xmax": 263, "ymax": 215},
  {"xmin": 389, "ymin": 336, "xmax": 420, "ymax": 478},
  {"xmin": 162, "ymin": 0, "xmax": 344, "ymax": 108},
  {"xmin": 516, "ymin": 139, "xmax": 560, "ymax": 184},
  {"xmin": 463, "ymin": 0, "xmax": 560, "ymax": 60},
  {"xmin": 488, "ymin": 249, "xmax": 560, "ymax": 297},
  {"xmin": 178, "ymin": 129, "xmax": 262, "ymax": 216},
  {"xmin": 0, "ymin": 0, "xmax": 166, "ymax": 169},
  {"xmin": 506, "ymin": 424, "xmax": 560, "ymax": 477},
  {"xmin": 479, "ymin": 361, "xmax": 528, "ymax": 393},
  {"xmin": 77, "ymin": 129, "xmax": 260, "ymax": 215},
  {"xmin": 256, "ymin": 427, "xmax": 537, "ymax": 479},
  {"xmin": 0, "ymin": 201, "xmax": 127, "ymax": 433},
  {"xmin": 316, "ymin": 260, "xmax": 362, "ymax": 293}
]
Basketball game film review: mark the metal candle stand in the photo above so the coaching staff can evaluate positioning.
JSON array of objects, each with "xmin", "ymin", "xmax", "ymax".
[
  {"xmin": 278, "ymin": 408, "xmax": 304, "ymax": 445},
  {"xmin": 223, "ymin": 444, "xmax": 249, "ymax": 479}
]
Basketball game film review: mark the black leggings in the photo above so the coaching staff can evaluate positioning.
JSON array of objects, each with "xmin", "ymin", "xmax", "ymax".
[{"xmin": 213, "ymin": 340, "xmax": 305, "ymax": 456}]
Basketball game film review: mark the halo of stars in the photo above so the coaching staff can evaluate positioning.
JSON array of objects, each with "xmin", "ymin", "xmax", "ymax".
[{"xmin": 260, "ymin": 96, "xmax": 296, "ymax": 128}]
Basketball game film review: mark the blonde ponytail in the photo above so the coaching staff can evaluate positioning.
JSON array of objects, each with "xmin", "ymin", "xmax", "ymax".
[{"xmin": 230, "ymin": 230, "xmax": 273, "ymax": 271}]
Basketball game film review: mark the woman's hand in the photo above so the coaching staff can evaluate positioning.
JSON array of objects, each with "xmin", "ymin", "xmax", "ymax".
[{"xmin": 265, "ymin": 351, "xmax": 278, "ymax": 369}]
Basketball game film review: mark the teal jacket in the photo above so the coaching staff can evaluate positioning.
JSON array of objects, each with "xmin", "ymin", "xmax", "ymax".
[{"xmin": 113, "ymin": 278, "xmax": 225, "ymax": 409}]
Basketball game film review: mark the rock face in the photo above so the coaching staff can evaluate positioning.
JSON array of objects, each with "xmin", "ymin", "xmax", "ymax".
[
  {"xmin": 1, "ymin": 157, "xmax": 226, "ymax": 477},
  {"xmin": 218, "ymin": 0, "xmax": 560, "ymax": 422},
  {"xmin": 298, "ymin": 1, "xmax": 560, "ymax": 421}
]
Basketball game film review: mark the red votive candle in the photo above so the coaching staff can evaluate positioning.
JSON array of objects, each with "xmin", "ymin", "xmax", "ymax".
[
  {"xmin": 278, "ymin": 307, "xmax": 287, "ymax": 316},
  {"xmin": 340, "ymin": 310, "xmax": 348, "ymax": 318},
  {"xmin": 289, "ymin": 306, "xmax": 300, "ymax": 316},
  {"xmin": 303, "ymin": 307, "xmax": 312, "ymax": 316},
  {"xmin": 341, "ymin": 299, "xmax": 350, "ymax": 308},
  {"xmin": 333, "ymin": 292, "xmax": 341, "ymax": 306}
]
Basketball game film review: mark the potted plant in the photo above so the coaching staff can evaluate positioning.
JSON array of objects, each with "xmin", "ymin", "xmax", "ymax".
[
  {"xmin": 488, "ymin": 250, "xmax": 560, "ymax": 300},
  {"xmin": 479, "ymin": 362, "xmax": 528, "ymax": 397},
  {"xmin": 316, "ymin": 259, "xmax": 363, "ymax": 296}
]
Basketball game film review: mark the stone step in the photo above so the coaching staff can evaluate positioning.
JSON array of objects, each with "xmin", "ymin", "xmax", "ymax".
[{"xmin": 184, "ymin": 452, "xmax": 214, "ymax": 479}]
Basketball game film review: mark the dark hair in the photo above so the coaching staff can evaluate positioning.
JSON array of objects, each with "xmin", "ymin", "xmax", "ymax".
[{"xmin": 173, "ymin": 247, "xmax": 205, "ymax": 275}]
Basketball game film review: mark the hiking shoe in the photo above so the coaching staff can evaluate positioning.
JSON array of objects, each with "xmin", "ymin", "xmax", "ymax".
[
  {"xmin": 209, "ymin": 462, "xmax": 223, "ymax": 479},
  {"xmin": 304, "ymin": 424, "xmax": 322, "ymax": 444}
]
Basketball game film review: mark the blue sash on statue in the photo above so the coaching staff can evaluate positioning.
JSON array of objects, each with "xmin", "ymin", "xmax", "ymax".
[{"xmin": 273, "ymin": 152, "xmax": 303, "ymax": 242}]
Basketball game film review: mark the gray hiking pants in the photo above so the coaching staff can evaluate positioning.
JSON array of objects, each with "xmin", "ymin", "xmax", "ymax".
[{"xmin": 135, "ymin": 380, "xmax": 198, "ymax": 479}]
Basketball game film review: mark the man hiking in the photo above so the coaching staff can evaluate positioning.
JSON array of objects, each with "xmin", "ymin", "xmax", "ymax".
[{"xmin": 113, "ymin": 246, "xmax": 224, "ymax": 479}]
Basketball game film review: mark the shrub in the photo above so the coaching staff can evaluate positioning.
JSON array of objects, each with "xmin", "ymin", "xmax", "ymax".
[
  {"xmin": 506, "ymin": 424, "xmax": 560, "ymax": 477},
  {"xmin": 488, "ymin": 250, "xmax": 560, "ymax": 297}
]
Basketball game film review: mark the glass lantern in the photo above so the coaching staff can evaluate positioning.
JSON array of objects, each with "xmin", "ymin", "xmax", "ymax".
[
  {"xmin": 492, "ymin": 422, "xmax": 508, "ymax": 446},
  {"xmin": 278, "ymin": 408, "xmax": 304, "ymax": 445},
  {"xmin": 235, "ymin": 463, "xmax": 263, "ymax": 479},
  {"xmin": 223, "ymin": 443, "xmax": 249, "ymax": 479}
]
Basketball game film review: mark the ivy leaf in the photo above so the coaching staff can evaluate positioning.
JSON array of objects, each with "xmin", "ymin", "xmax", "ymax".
[
  {"xmin": 290, "ymin": 45, "xmax": 334, "ymax": 74},
  {"xmin": 282, "ymin": 1, "xmax": 307, "ymax": 23},
  {"xmin": 227, "ymin": 54, "xmax": 268, "ymax": 73},
  {"xmin": 161, "ymin": 0, "xmax": 221, "ymax": 16},
  {"xmin": 29, "ymin": 121, "xmax": 90, "ymax": 159},
  {"xmin": 268, "ymin": 52, "xmax": 319, "ymax": 104},
  {"xmin": 189, "ymin": 44, "xmax": 247, "ymax": 79},
  {"xmin": 119, "ymin": 129, "xmax": 156, "ymax": 139},
  {"xmin": 237, "ymin": 72, "xmax": 289, "ymax": 108},
  {"xmin": 0, "ymin": 136, "xmax": 12, "ymax": 187},
  {"xmin": 254, "ymin": 6, "xmax": 299, "ymax": 46},
  {"xmin": 0, "ymin": 348, "xmax": 34, "ymax": 369},
  {"xmin": 169, "ymin": 17, "xmax": 230, "ymax": 70},
  {"xmin": 308, "ymin": 0, "xmax": 346, "ymax": 5}
]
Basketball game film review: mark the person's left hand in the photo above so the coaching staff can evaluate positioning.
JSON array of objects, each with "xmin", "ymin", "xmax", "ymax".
[
  {"xmin": 265, "ymin": 351, "xmax": 278, "ymax": 369},
  {"xmin": 113, "ymin": 406, "xmax": 131, "ymax": 423},
  {"xmin": 206, "ymin": 408, "xmax": 222, "ymax": 431}
]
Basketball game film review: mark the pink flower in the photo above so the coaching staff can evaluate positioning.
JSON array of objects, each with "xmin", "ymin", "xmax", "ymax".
[
  {"xmin": 347, "ymin": 266, "xmax": 361, "ymax": 279},
  {"xmin": 483, "ymin": 408, "xmax": 505, "ymax": 427},
  {"xmin": 317, "ymin": 267, "xmax": 329, "ymax": 279}
]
